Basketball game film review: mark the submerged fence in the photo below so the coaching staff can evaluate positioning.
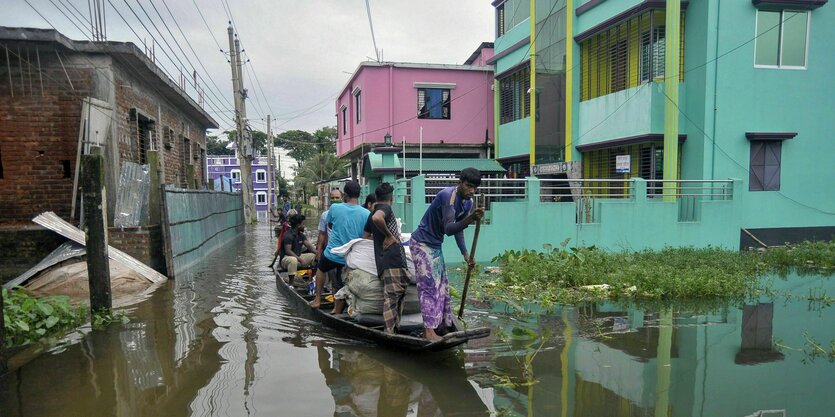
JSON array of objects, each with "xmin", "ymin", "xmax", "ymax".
[{"xmin": 162, "ymin": 186, "xmax": 244, "ymax": 277}]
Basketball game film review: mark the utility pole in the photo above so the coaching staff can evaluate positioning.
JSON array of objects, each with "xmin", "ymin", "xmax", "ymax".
[
  {"xmin": 228, "ymin": 26, "xmax": 254, "ymax": 223},
  {"xmin": 266, "ymin": 116, "xmax": 273, "ymax": 217}
]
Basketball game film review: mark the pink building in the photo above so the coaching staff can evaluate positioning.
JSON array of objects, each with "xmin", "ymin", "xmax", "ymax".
[{"xmin": 336, "ymin": 43, "xmax": 496, "ymax": 179}]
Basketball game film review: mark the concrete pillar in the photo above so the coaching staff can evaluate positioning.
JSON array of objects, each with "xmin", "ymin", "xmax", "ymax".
[
  {"xmin": 663, "ymin": 0, "xmax": 682, "ymax": 202},
  {"xmin": 147, "ymin": 150, "xmax": 162, "ymax": 226},
  {"xmin": 0, "ymin": 288, "xmax": 6, "ymax": 373},
  {"xmin": 526, "ymin": 176, "xmax": 541, "ymax": 206},
  {"xmin": 632, "ymin": 178, "xmax": 648, "ymax": 201},
  {"xmin": 82, "ymin": 150, "xmax": 112, "ymax": 312},
  {"xmin": 410, "ymin": 175, "xmax": 426, "ymax": 230}
]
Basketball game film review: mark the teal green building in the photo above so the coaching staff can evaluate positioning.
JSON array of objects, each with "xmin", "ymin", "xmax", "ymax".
[{"xmin": 489, "ymin": 0, "xmax": 835, "ymax": 247}]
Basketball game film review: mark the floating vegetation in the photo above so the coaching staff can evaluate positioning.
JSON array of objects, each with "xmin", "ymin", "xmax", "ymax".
[{"xmin": 470, "ymin": 240, "xmax": 835, "ymax": 307}]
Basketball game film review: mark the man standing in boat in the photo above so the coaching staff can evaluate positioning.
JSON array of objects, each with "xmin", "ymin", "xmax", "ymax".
[
  {"xmin": 311, "ymin": 181, "xmax": 370, "ymax": 311},
  {"xmin": 364, "ymin": 182, "xmax": 410, "ymax": 334},
  {"xmin": 409, "ymin": 168, "xmax": 483, "ymax": 342}
]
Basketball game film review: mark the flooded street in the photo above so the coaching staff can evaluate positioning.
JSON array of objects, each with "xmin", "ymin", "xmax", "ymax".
[{"xmin": 2, "ymin": 224, "xmax": 834, "ymax": 416}]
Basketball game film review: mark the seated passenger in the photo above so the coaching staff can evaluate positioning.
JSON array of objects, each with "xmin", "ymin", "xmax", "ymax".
[{"xmin": 280, "ymin": 214, "xmax": 316, "ymax": 284}]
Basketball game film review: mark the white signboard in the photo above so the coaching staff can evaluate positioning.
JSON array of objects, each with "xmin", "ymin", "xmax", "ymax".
[{"xmin": 615, "ymin": 155, "xmax": 631, "ymax": 174}]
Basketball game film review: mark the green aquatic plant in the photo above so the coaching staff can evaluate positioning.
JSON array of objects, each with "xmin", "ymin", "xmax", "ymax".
[
  {"xmin": 474, "ymin": 240, "xmax": 835, "ymax": 307},
  {"xmin": 2, "ymin": 288, "xmax": 86, "ymax": 348},
  {"xmin": 91, "ymin": 308, "xmax": 130, "ymax": 330}
]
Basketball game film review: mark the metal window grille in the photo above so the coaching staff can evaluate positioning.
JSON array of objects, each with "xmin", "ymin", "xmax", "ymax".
[
  {"xmin": 417, "ymin": 88, "xmax": 451, "ymax": 120},
  {"xmin": 497, "ymin": 4, "xmax": 506, "ymax": 36},
  {"xmin": 580, "ymin": 11, "xmax": 685, "ymax": 101},
  {"xmin": 498, "ymin": 64, "xmax": 530, "ymax": 124}
]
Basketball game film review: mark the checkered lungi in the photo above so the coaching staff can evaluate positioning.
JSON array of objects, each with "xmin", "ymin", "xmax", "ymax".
[{"xmin": 380, "ymin": 267, "xmax": 411, "ymax": 334}]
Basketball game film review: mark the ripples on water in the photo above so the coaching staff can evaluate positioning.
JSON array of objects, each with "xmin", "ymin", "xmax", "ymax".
[{"xmin": 1, "ymin": 223, "xmax": 834, "ymax": 416}]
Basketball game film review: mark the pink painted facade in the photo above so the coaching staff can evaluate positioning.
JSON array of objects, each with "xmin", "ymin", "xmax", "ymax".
[{"xmin": 336, "ymin": 53, "xmax": 494, "ymax": 159}]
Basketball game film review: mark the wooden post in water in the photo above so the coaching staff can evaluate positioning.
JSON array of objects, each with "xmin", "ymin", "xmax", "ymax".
[
  {"xmin": 81, "ymin": 149, "xmax": 112, "ymax": 312},
  {"xmin": 0, "ymin": 287, "xmax": 6, "ymax": 372}
]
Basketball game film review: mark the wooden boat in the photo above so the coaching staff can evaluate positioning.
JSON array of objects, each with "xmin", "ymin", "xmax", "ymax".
[{"xmin": 274, "ymin": 268, "xmax": 491, "ymax": 352}]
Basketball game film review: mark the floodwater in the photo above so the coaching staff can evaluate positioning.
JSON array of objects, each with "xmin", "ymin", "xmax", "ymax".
[{"xmin": 1, "ymin": 223, "xmax": 834, "ymax": 417}]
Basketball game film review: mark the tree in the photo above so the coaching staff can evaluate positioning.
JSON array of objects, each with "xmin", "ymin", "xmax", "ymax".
[
  {"xmin": 206, "ymin": 134, "xmax": 232, "ymax": 155},
  {"xmin": 293, "ymin": 152, "xmax": 348, "ymax": 197},
  {"xmin": 275, "ymin": 126, "xmax": 337, "ymax": 163},
  {"xmin": 222, "ymin": 129, "xmax": 271, "ymax": 155}
]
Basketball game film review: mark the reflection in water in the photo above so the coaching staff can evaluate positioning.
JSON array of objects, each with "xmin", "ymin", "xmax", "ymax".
[
  {"xmin": 316, "ymin": 343, "xmax": 491, "ymax": 417},
  {"xmin": 0, "ymin": 223, "xmax": 833, "ymax": 417}
]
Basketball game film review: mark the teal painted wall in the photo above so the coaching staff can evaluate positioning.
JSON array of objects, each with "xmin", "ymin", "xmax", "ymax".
[
  {"xmin": 401, "ymin": 176, "xmax": 743, "ymax": 264},
  {"xmin": 573, "ymin": 0, "xmax": 643, "ymax": 34},
  {"xmin": 571, "ymin": 0, "xmax": 835, "ymax": 231},
  {"xmin": 497, "ymin": 117, "xmax": 532, "ymax": 159},
  {"xmin": 709, "ymin": 2, "xmax": 835, "ymax": 229},
  {"xmin": 575, "ymin": 83, "xmax": 682, "ymax": 146},
  {"xmin": 495, "ymin": 17, "xmax": 532, "ymax": 73}
]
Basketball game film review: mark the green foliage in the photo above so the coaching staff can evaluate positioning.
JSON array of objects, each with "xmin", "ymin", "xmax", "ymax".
[
  {"xmin": 2, "ymin": 288, "xmax": 85, "ymax": 348},
  {"xmin": 91, "ymin": 308, "xmax": 130, "ymax": 330},
  {"xmin": 478, "ymin": 240, "xmax": 835, "ymax": 307},
  {"xmin": 275, "ymin": 127, "xmax": 337, "ymax": 163},
  {"xmin": 760, "ymin": 240, "xmax": 835, "ymax": 274},
  {"xmin": 205, "ymin": 134, "xmax": 231, "ymax": 155},
  {"xmin": 293, "ymin": 152, "xmax": 349, "ymax": 196}
]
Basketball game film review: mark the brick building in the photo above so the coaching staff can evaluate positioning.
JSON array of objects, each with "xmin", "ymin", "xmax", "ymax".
[{"xmin": 0, "ymin": 27, "xmax": 219, "ymax": 278}]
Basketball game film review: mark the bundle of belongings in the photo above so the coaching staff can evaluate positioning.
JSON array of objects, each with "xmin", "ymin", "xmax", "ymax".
[{"xmin": 331, "ymin": 234, "xmax": 423, "ymax": 329}]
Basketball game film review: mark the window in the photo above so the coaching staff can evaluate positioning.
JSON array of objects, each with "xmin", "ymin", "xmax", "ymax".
[
  {"xmin": 255, "ymin": 169, "xmax": 266, "ymax": 183},
  {"xmin": 496, "ymin": 3, "xmax": 505, "ymax": 36},
  {"xmin": 580, "ymin": 10, "xmax": 685, "ymax": 101},
  {"xmin": 417, "ymin": 88, "xmax": 451, "ymax": 119},
  {"xmin": 341, "ymin": 106, "xmax": 347, "ymax": 134},
  {"xmin": 231, "ymin": 169, "xmax": 241, "ymax": 183},
  {"xmin": 256, "ymin": 192, "xmax": 267, "ymax": 204},
  {"xmin": 749, "ymin": 141, "xmax": 782, "ymax": 191},
  {"xmin": 182, "ymin": 137, "xmax": 191, "ymax": 188},
  {"xmin": 755, "ymin": 10, "xmax": 809, "ymax": 68},
  {"xmin": 354, "ymin": 91, "xmax": 362, "ymax": 123},
  {"xmin": 640, "ymin": 26, "xmax": 665, "ymax": 82},
  {"xmin": 498, "ymin": 63, "xmax": 531, "ymax": 124},
  {"xmin": 610, "ymin": 39, "xmax": 628, "ymax": 91}
]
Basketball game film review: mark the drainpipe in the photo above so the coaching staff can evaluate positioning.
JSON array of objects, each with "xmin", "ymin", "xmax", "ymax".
[{"xmin": 710, "ymin": 0, "xmax": 721, "ymax": 181}]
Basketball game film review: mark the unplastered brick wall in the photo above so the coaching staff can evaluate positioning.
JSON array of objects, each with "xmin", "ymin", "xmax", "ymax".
[
  {"xmin": 0, "ymin": 43, "xmax": 94, "ymax": 223},
  {"xmin": 108, "ymin": 225, "xmax": 165, "ymax": 273},
  {"xmin": 112, "ymin": 64, "xmax": 207, "ymax": 190}
]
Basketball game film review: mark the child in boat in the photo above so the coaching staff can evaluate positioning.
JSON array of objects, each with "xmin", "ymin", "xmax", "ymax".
[{"xmin": 409, "ymin": 168, "xmax": 483, "ymax": 342}]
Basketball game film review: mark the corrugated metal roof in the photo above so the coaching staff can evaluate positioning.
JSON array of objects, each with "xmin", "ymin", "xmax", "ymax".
[{"xmin": 365, "ymin": 152, "xmax": 505, "ymax": 173}]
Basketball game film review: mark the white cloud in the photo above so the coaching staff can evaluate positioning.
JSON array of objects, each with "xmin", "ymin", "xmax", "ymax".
[{"xmin": 3, "ymin": 0, "xmax": 493, "ymax": 134}]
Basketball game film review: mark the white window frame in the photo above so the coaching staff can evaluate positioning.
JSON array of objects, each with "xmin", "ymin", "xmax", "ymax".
[
  {"xmin": 255, "ymin": 191, "xmax": 267, "ymax": 205},
  {"xmin": 255, "ymin": 169, "xmax": 267, "ymax": 183},
  {"xmin": 231, "ymin": 169, "xmax": 241, "ymax": 184},
  {"xmin": 753, "ymin": 10, "xmax": 811, "ymax": 70}
]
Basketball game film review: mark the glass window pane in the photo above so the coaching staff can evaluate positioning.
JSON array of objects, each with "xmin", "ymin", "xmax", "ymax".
[
  {"xmin": 781, "ymin": 12, "xmax": 808, "ymax": 67},
  {"xmin": 755, "ymin": 11, "xmax": 781, "ymax": 66}
]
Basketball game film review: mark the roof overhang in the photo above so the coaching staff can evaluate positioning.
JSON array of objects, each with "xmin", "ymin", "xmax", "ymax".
[
  {"xmin": 752, "ymin": 0, "xmax": 827, "ymax": 10},
  {"xmin": 745, "ymin": 132, "xmax": 797, "ymax": 141},
  {"xmin": 575, "ymin": 1, "xmax": 690, "ymax": 43},
  {"xmin": 575, "ymin": 133, "xmax": 687, "ymax": 152}
]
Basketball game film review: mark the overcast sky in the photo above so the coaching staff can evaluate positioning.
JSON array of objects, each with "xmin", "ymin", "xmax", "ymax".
[{"xmin": 2, "ymin": 0, "xmax": 494, "ymax": 137}]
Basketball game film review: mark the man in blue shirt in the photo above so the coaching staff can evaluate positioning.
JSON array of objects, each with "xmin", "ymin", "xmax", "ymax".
[
  {"xmin": 409, "ymin": 168, "xmax": 483, "ymax": 341},
  {"xmin": 311, "ymin": 181, "xmax": 370, "ymax": 312}
]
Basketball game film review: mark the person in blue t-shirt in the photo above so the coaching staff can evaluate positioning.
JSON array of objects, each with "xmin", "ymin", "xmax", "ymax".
[
  {"xmin": 409, "ymin": 168, "xmax": 483, "ymax": 342},
  {"xmin": 310, "ymin": 181, "xmax": 370, "ymax": 312}
]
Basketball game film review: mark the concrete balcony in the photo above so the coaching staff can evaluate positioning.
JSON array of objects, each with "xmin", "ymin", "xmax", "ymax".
[{"xmin": 576, "ymin": 82, "xmax": 685, "ymax": 148}]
